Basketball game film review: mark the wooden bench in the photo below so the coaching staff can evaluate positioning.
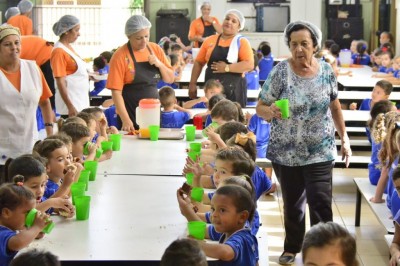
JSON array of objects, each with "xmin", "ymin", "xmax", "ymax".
[
  {"xmin": 354, "ymin": 177, "xmax": 394, "ymax": 234},
  {"xmin": 256, "ymin": 155, "xmax": 370, "ymax": 169}
]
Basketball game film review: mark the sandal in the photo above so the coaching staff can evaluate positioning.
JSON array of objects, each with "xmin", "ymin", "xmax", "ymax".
[{"xmin": 278, "ymin": 251, "xmax": 295, "ymax": 265}]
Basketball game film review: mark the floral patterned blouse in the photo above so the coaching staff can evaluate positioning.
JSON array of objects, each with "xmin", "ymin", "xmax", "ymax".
[{"xmin": 259, "ymin": 59, "xmax": 338, "ymax": 166}]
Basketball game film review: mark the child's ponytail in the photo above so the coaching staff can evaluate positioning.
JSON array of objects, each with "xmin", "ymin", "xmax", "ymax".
[{"xmin": 0, "ymin": 175, "xmax": 34, "ymax": 212}]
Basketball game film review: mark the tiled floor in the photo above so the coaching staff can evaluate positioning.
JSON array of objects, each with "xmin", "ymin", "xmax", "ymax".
[{"xmin": 259, "ymin": 167, "xmax": 390, "ymax": 266}]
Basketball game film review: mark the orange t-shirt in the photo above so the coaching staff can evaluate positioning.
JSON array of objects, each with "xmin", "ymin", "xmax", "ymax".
[
  {"xmin": 0, "ymin": 63, "xmax": 52, "ymax": 102},
  {"xmin": 106, "ymin": 42, "xmax": 172, "ymax": 91},
  {"xmin": 196, "ymin": 34, "xmax": 254, "ymax": 66},
  {"xmin": 8, "ymin": 15, "xmax": 33, "ymax": 36},
  {"xmin": 20, "ymin": 36, "xmax": 53, "ymax": 66},
  {"xmin": 188, "ymin": 16, "xmax": 220, "ymax": 48},
  {"xmin": 50, "ymin": 47, "xmax": 79, "ymax": 77}
]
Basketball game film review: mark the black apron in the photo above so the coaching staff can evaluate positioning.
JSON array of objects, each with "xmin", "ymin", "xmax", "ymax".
[
  {"xmin": 205, "ymin": 35, "xmax": 247, "ymax": 107},
  {"xmin": 198, "ymin": 17, "xmax": 216, "ymax": 47},
  {"xmin": 117, "ymin": 42, "xmax": 161, "ymax": 129}
]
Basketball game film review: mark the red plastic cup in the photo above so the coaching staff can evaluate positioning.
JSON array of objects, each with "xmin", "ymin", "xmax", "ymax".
[{"xmin": 193, "ymin": 116, "xmax": 203, "ymax": 130}]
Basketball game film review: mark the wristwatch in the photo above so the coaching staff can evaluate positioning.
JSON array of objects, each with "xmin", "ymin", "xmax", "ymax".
[
  {"xmin": 44, "ymin": 123, "xmax": 54, "ymax": 127},
  {"xmin": 225, "ymin": 64, "xmax": 230, "ymax": 72}
]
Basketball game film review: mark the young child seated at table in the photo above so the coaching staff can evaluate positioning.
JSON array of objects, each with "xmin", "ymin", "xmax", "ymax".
[
  {"xmin": 81, "ymin": 107, "xmax": 118, "ymax": 139},
  {"xmin": 34, "ymin": 139, "xmax": 77, "ymax": 199},
  {"xmin": 302, "ymin": 222, "xmax": 357, "ymax": 266},
  {"xmin": 258, "ymin": 43, "xmax": 274, "ymax": 81},
  {"xmin": 349, "ymin": 79, "xmax": 392, "ymax": 111},
  {"xmin": 10, "ymin": 248, "xmax": 60, "ymax": 266},
  {"xmin": 372, "ymin": 51, "xmax": 393, "ymax": 74},
  {"xmin": 350, "ymin": 39, "xmax": 358, "ymax": 55},
  {"xmin": 6, "ymin": 154, "xmax": 74, "ymax": 218},
  {"xmin": 177, "ymin": 184, "xmax": 259, "ymax": 265},
  {"xmin": 245, "ymin": 49, "xmax": 259, "ymax": 107},
  {"xmin": 371, "ymin": 48, "xmax": 383, "ymax": 71},
  {"xmin": 0, "ymin": 176, "xmax": 51, "ymax": 265},
  {"xmin": 89, "ymin": 56, "xmax": 107, "ymax": 96},
  {"xmin": 183, "ymin": 79, "xmax": 224, "ymax": 109},
  {"xmin": 161, "ymin": 238, "xmax": 207, "ymax": 266},
  {"xmin": 157, "ymin": 54, "xmax": 182, "ymax": 89},
  {"xmin": 352, "ymin": 40, "xmax": 370, "ymax": 65},
  {"xmin": 171, "ymin": 43, "xmax": 186, "ymax": 68},
  {"xmin": 59, "ymin": 123, "xmax": 97, "ymax": 162},
  {"xmin": 159, "ymin": 86, "xmax": 192, "ymax": 128}
]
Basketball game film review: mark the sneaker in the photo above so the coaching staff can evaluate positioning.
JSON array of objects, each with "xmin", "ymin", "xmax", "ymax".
[{"xmin": 278, "ymin": 252, "xmax": 295, "ymax": 265}]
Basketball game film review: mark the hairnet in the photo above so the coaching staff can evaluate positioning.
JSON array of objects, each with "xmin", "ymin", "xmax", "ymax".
[
  {"xmin": 5, "ymin": 7, "xmax": 20, "ymax": 21},
  {"xmin": 284, "ymin": 20, "xmax": 322, "ymax": 50},
  {"xmin": 200, "ymin": 1, "xmax": 211, "ymax": 9},
  {"xmin": 225, "ymin": 9, "xmax": 245, "ymax": 31},
  {"xmin": 125, "ymin": 15, "xmax": 152, "ymax": 37},
  {"xmin": 52, "ymin": 15, "xmax": 80, "ymax": 36},
  {"xmin": 0, "ymin": 25, "xmax": 20, "ymax": 42},
  {"xmin": 17, "ymin": 0, "xmax": 33, "ymax": 14}
]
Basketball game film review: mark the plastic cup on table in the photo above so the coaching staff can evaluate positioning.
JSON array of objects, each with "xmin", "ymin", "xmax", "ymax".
[
  {"xmin": 275, "ymin": 99, "xmax": 290, "ymax": 119},
  {"xmin": 191, "ymin": 187, "xmax": 204, "ymax": 202},
  {"xmin": 84, "ymin": 160, "xmax": 98, "ymax": 181},
  {"xmin": 187, "ymin": 221, "xmax": 206, "ymax": 240},
  {"xmin": 185, "ymin": 125, "xmax": 196, "ymax": 141},
  {"xmin": 101, "ymin": 141, "xmax": 113, "ymax": 152},
  {"xmin": 109, "ymin": 134, "xmax": 122, "ymax": 151},
  {"xmin": 25, "ymin": 208, "xmax": 55, "ymax": 234},
  {"xmin": 70, "ymin": 182, "xmax": 86, "ymax": 205},
  {"xmin": 202, "ymin": 121, "xmax": 219, "ymax": 137},
  {"xmin": 75, "ymin": 195, "xmax": 91, "ymax": 221},
  {"xmin": 78, "ymin": 170, "xmax": 90, "ymax": 191},
  {"xmin": 189, "ymin": 142, "xmax": 201, "ymax": 153},
  {"xmin": 149, "ymin": 125, "xmax": 160, "ymax": 141},
  {"xmin": 186, "ymin": 173, "xmax": 194, "ymax": 185},
  {"xmin": 193, "ymin": 116, "xmax": 203, "ymax": 130}
]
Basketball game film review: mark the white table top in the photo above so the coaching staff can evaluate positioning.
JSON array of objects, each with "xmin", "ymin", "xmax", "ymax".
[
  {"xmin": 97, "ymin": 136, "xmax": 193, "ymax": 176},
  {"xmin": 338, "ymin": 91, "xmax": 400, "ymax": 101},
  {"xmin": 337, "ymin": 66, "xmax": 400, "ymax": 89},
  {"xmin": 179, "ymin": 63, "xmax": 206, "ymax": 84}
]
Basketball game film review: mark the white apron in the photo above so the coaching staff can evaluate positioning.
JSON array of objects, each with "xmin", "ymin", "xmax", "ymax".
[
  {"xmin": 54, "ymin": 41, "xmax": 89, "ymax": 115},
  {"xmin": 0, "ymin": 60, "xmax": 42, "ymax": 164}
]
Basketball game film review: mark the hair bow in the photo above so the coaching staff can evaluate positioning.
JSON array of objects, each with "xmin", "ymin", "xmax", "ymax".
[
  {"xmin": 382, "ymin": 47, "xmax": 388, "ymax": 52},
  {"xmin": 234, "ymin": 132, "xmax": 256, "ymax": 146}
]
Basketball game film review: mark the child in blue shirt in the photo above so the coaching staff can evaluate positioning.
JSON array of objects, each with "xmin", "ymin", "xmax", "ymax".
[
  {"xmin": 183, "ymin": 79, "xmax": 224, "ymax": 111},
  {"xmin": 89, "ymin": 56, "xmax": 108, "ymax": 96},
  {"xmin": 159, "ymin": 86, "xmax": 192, "ymax": 128},
  {"xmin": 177, "ymin": 182, "xmax": 259, "ymax": 265},
  {"xmin": 157, "ymin": 54, "xmax": 181, "ymax": 89},
  {"xmin": 258, "ymin": 43, "xmax": 274, "ymax": 81},
  {"xmin": 0, "ymin": 176, "xmax": 50, "ymax": 265},
  {"xmin": 372, "ymin": 51, "xmax": 393, "ymax": 74},
  {"xmin": 245, "ymin": 49, "xmax": 259, "ymax": 107},
  {"xmin": 351, "ymin": 40, "xmax": 370, "ymax": 65},
  {"xmin": 349, "ymin": 80, "xmax": 393, "ymax": 143}
]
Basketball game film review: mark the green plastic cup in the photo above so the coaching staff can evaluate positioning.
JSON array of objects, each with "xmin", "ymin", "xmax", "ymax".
[
  {"xmin": 78, "ymin": 170, "xmax": 90, "ymax": 191},
  {"xmin": 202, "ymin": 122, "xmax": 219, "ymax": 137},
  {"xmin": 70, "ymin": 182, "xmax": 86, "ymax": 205},
  {"xmin": 191, "ymin": 187, "xmax": 204, "ymax": 202},
  {"xmin": 109, "ymin": 134, "xmax": 122, "ymax": 151},
  {"xmin": 83, "ymin": 142, "xmax": 91, "ymax": 155},
  {"xmin": 101, "ymin": 141, "xmax": 113, "ymax": 151},
  {"xmin": 75, "ymin": 195, "xmax": 91, "ymax": 221},
  {"xmin": 84, "ymin": 160, "xmax": 98, "ymax": 181},
  {"xmin": 275, "ymin": 99, "xmax": 290, "ymax": 119},
  {"xmin": 149, "ymin": 125, "xmax": 160, "ymax": 141},
  {"xmin": 25, "ymin": 208, "xmax": 55, "ymax": 234},
  {"xmin": 189, "ymin": 142, "xmax": 201, "ymax": 152},
  {"xmin": 186, "ymin": 173, "xmax": 194, "ymax": 185},
  {"xmin": 188, "ymin": 151, "xmax": 200, "ymax": 162},
  {"xmin": 185, "ymin": 125, "xmax": 196, "ymax": 141},
  {"xmin": 187, "ymin": 221, "xmax": 206, "ymax": 240}
]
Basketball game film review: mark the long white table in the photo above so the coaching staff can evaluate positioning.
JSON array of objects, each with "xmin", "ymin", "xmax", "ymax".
[
  {"xmin": 338, "ymin": 91, "xmax": 400, "ymax": 101},
  {"xmin": 97, "ymin": 136, "xmax": 193, "ymax": 176},
  {"xmin": 337, "ymin": 65, "xmax": 400, "ymax": 90}
]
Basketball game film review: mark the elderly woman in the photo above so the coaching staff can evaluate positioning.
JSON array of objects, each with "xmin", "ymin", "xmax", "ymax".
[
  {"xmin": 255, "ymin": 21, "xmax": 352, "ymax": 264},
  {"xmin": 51, "ymin": 15, "xmax": 89, "ymax": 118},
  {"xmin": 106, "ymin": 15, "xmax": 174, "ymax": 131},
  {"xmin": 189, "ymin": 9, "xmax": 253, "ymax": 107},
  {"xmin": 188, "ymin": 1, "xmax": 222, "ymax": 48},
  {"xmin": 0, "ymin": 25, "xmax": 53, "ymax": 183},
  {"xmin": 7, "ymin": 0, "xmax": 33, "ymax": 35}
]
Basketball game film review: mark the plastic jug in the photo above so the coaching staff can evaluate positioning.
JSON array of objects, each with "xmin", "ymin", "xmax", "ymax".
[
  {"xmin": 339, "ymin": 49, "xmax": 352, "ymax": 67},
  {"xmin": 135, "ymin": 99, "xmax": 161, "ymax": 129}
]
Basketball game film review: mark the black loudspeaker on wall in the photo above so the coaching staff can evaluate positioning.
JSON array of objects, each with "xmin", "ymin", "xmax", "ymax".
[
  {"xmin": 156, "ymin": 17, "xmax": 190, "ymax": 46},
  {"xmin": 328, "ymin": 18, "xmax": 364, "ymax": 49}
]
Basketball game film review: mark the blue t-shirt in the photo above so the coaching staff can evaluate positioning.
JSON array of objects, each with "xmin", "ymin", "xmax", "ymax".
[
  {"xmin": 0, "ymin": 226, "xmax": 17, "ymax": 265},
  {"xmin": 218, "ymin": 229, "xmax": 259, "ymax": 266},
  {"xmin": 44, "ymin": 179, "xmax": 59, "ymax": 199},
  {"xmin": 247, "ymin": 114, "xmax": 271, "ymax": 158},
  {"xmin": 205, "ymin": 115, "xmax": 212, "ymax": 127},
  {"xmin": 245, "ymin": 70, "xmax": 259, "ymax": 90},
  {"xmin": 36, "ymin": 107, "xmax": 45, "ymax": 131},
  {"xmin": 378, "ymin": 66, "xmax": 392, "ymax": 73},
  {"xmin": 351, "ymin": 54, "xmax": 370, "ymax": 65},
  {"xmin": 386, "ymin": 157, "xmax": 399, "ymax": 213},
  {"xmin": 90, "ymin": 65, "xmax": 109, "ymax": 96},
  {"xmin": 394, "ymin": 70, "xmax": 400, "ymax": 79},
  {"xmin": 252, "ymin": 167, "xmax": 272, "ymax": 199},
  {"xmin": 358, "ymin": 99, "xmax": 372, "ymax": 142},
  {"xmin": 369, "ymin": 141, "xmax": 382, "ymax": 186},
  {"xmin": 192, "ymin": 102, "xmax": 207, "ymax": 109},
  {"xmin": 104, "ymin": 105, "xmax": 118, "ymax": 128},
  {"xmin": 258, "ymin": 55, "xmax": 274, "ymax": 81},
  {"xmin": 160, "ymin": 110, "xmax": 190, "ymax": 128}
]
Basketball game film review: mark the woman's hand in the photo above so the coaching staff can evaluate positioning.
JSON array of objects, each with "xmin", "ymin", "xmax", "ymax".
[
  {"xmin": 210, "ymin": 61, "xmax": 228, "ymax": 73},
  {"xmin": 67, "ymin": 105, "xmax": 78, "ymax": 117},
  {"xmin": 269, "ymin": 103, "xmax": 282, "ymax": 120},
  {"xmin": 121, "ymin": 119, "xmax": 135, "ymax": 132},
  {"xmin": 148, "ymin": 54, "xmax": 161, "ymax": 68},
  {"xmin": 389, "ymin": 252, "xmax": 400, "ymax": 266},
  {"xmin": 341, "ymin": 137, "xmax": 352, "ymax": 168},
  {"xmin": 189, "ymin": 83, "xmax": 198, "ymax": 99}
]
